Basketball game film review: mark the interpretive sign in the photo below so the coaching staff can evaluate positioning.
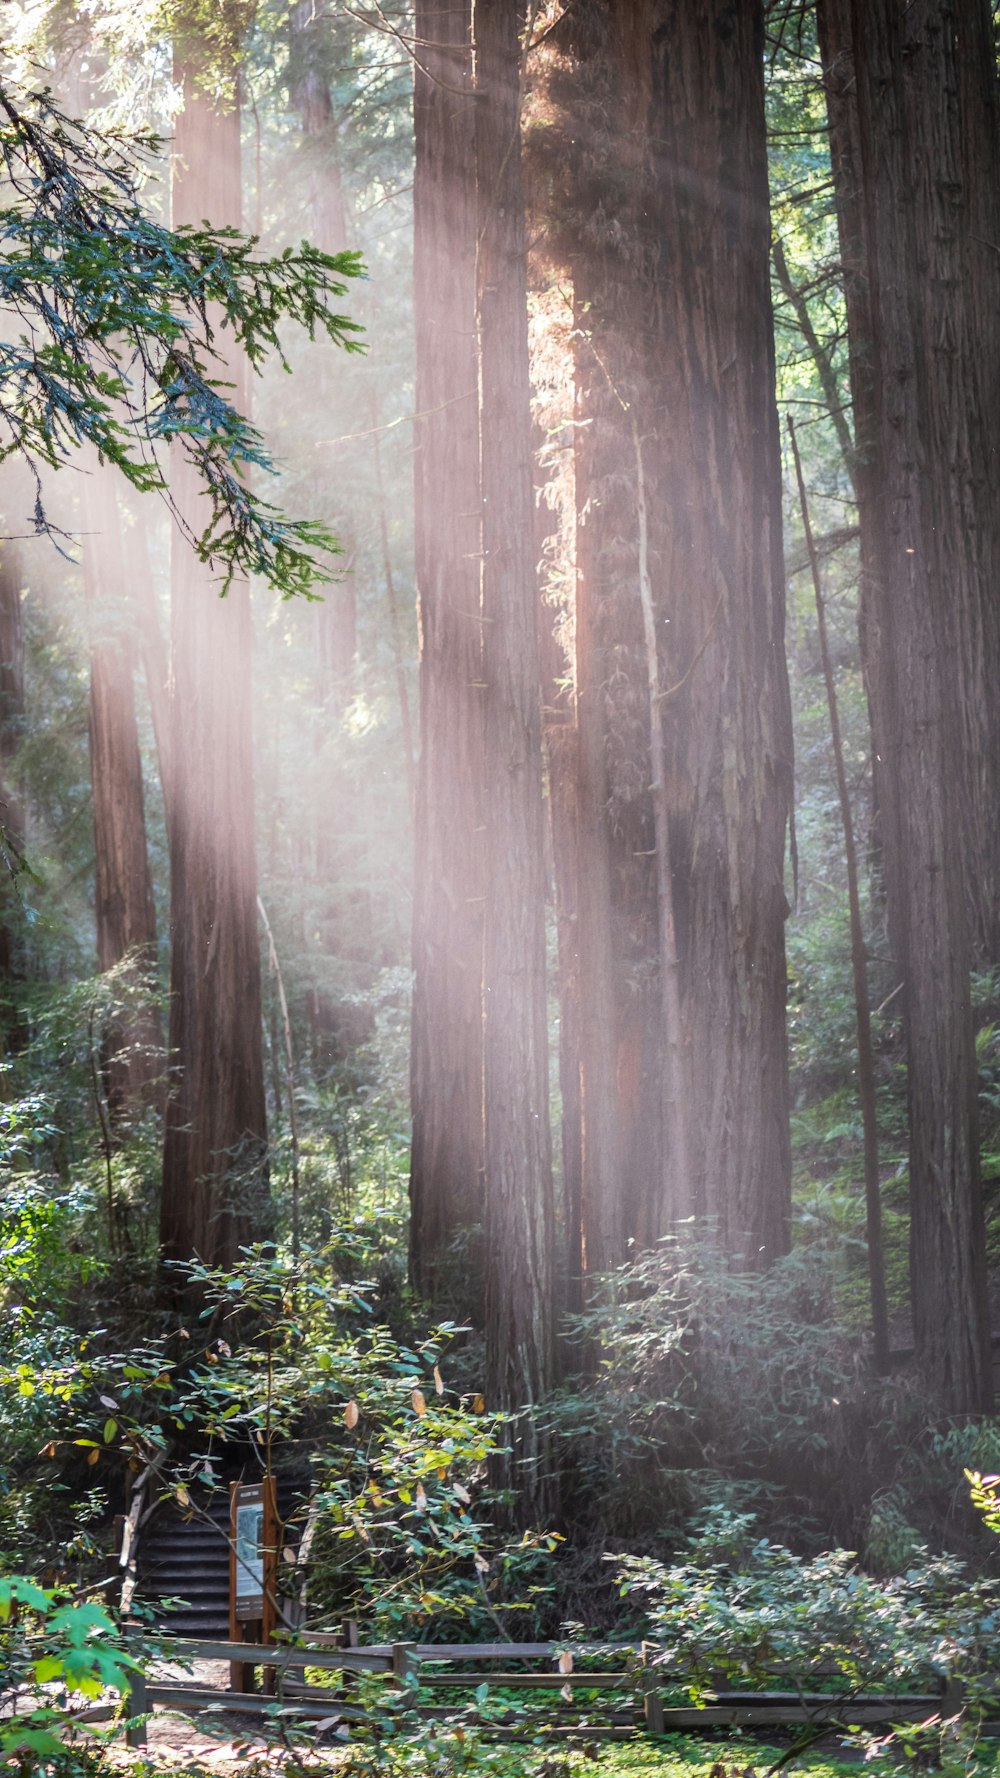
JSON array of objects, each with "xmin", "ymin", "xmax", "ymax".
[
  {"xmin": 228, "ymin": 1475, "xmax": 278, "ymax": 1652},
  {"xmin": 232, "ymin": 1483, "xmax": 265, "ymax": 1619}
]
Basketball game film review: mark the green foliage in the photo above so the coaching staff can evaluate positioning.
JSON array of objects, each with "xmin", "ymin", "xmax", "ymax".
[
  {"xmin": 550, "ymin": 1234, "xmax": 878, "ymax": 1552},
  {"xmin": 0, "ymin": 1575, "xmax": 139, "ymax": 1776},
  {"xmin": 170, "ymin": 1243, "xmax": 559, "ymax": 1642},
  {"xmin": 0, "ymin": 76, "xmax": 363, "ymax": 593},
  {"xmin": 617, "ymin": 1507, "xmax": 1000, "ymax": 1701}
]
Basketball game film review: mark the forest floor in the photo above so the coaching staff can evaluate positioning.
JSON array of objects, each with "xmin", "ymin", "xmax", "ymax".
[
  {"xmin": 89, "ymin": 1723, "xmax": 862, "ymax": 1778},
  {"xmin": 97, "ymin": 1710, "xmax": 347, "ymax": 1774}
]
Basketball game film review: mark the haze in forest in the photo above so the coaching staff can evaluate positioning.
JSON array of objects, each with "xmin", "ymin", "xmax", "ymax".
[{"xmin": 2, "ymin": 0, "xmax": 1000, "ymax": 1670}]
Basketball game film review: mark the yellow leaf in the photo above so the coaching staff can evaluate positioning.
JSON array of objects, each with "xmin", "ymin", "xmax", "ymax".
[
  {"xmin": 87, "ymin": 1448, "xmax": 100, "ymax": 1467},
  {"xmin": 412, "ymin": 1389, "xmax": 427, "ymax": 1417},
  {"xmin": 473, "ymin": 1394, "xmax": 486, "ymax": 1415},
  {"xmin": 433, "ymin": 1365, "xmax": 444, "ymax": 1396},
  {"xmin": 176, "ymin": 1485, "xmax": 190, "ymax": 1507},
  {"xmin": 344, "ymin": 1400, "xmax": 360, "ymax": 1430}
]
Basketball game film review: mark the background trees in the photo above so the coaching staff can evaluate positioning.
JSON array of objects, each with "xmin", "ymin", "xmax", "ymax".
[
  {"xmin": 159, "ymin": 36, "xmax": 271, "ymax": 1278},
  {"xmin": 818, "ymin": 0, "xmax": 996, "ymax": 1412},
  {"xmin": 409, "ymin": 0, "xmax": 484, "ymax": 1305},
  {"xmin": 1, "ymin": 0, "xmax": 999, "ymax": 1568}
]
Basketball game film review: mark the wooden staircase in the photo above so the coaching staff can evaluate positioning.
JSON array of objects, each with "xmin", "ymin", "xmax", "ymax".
[
  {"xmin": 134, "ymin": 1478, "xmax": 304, "ymax": 1639},
  {"xmin": 136, "ymin": 1493, "xmax": 233, "ymax": 1638}
]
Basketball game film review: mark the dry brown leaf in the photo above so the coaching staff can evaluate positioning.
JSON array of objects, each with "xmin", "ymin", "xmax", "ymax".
[{"xmin": 344, "ymin": 1400, "xmax": 360, "ymax": 1429}]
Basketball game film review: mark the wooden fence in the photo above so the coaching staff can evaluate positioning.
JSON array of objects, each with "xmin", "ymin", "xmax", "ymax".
[{"xmin": 121, "ymin": 1636, "xmax": 980, "ymax": 1748}]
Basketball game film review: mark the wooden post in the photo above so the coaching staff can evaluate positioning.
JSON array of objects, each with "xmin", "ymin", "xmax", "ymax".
[
  {"xmin": 261, "ymin": 1475, "xmax": 279, "ymax": 1694},
  {"xmin": 392, "ymin": 1641, "xmax": 418, "ymax": 1709},
  {"xmin": 229, "ymin": 1476, "xmax": 280, "ymax": 1693},
  {"xmin": 941, "ymin": 1674, "xmax": 965, "ymax": 1716},
  {"xmin": 125, "ymin": 1658, "xmax": 149, "ymax": 1749},
  {"xmin": 641, "ymin": 1641, "xmax": 665, "ymax": 1735}
]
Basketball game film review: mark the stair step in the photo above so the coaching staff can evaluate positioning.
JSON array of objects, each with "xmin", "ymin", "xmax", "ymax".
[
  {"xmin": 148, "ymin": 1587, "xmax": 231, "ymax": 1604},
  {"xmin": 143, "ymin": 1549, "xmax": 230, "ymax": 1563},
  {"xmin": 134, "ymin": 1480, "xmax": 305, "ymax": 1641}
]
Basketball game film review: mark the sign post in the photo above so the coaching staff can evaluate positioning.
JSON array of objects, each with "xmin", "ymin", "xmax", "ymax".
[{"xmin": 229, "ymin": 1477, "xmax": 278, "ymax": 1692}]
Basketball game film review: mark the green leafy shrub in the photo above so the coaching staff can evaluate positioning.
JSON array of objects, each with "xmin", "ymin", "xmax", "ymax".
[
  {"xmin": 549, "ymin": 1233, "xmax": 907, "ymax": 1558},
  {"xmin": 617, "ymin": 1507, "xmax": 1000, "ymax": 1702},
  {"xmin": 0, "ymin": 1575, "xmax": 140, "ymax": 1776}
]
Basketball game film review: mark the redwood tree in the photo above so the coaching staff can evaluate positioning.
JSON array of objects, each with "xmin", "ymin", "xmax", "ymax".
[
  {"xmin": 544, "ymin": 0, "xmax": 793, "ymax": 1265},
  {"xmin": 644, "ymin": 0, "xmax": 793, "ymax": 1258},
  {"xmin": 408, "ymin": 0, "xmax": 485, "ymax": 1302},
  {"xmin": 160, "ymin": 42, "xmax": 270, "ymax": 1276},
  {"xmin": 818, "ymin": 0, "xmax": 994, "ymax": 1411},
  {"xmin": 475, "ymin": 0, "xmax": 555, "ymax": 1511},
  {"xmin": 0, "ymin": 542, "xmax": 25, "ymax": 1051},
  {"xmin": 81, "ymin": 468, "xmax": 161, "ymax": 1119}
]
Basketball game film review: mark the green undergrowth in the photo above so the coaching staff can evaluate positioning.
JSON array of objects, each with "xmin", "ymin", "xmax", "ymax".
[{"xmin": 566, "ymin": 1746, "xmax": 859, "ymax": 1778}]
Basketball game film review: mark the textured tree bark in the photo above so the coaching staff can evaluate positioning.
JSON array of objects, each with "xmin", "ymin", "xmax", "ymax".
[
  {"xmin": 643, "ymin": 0, "xmax": 793, "ymax": 1259},
  {"xmin": 544, "ymin": 718, "xmax": 584, "ymax": 1313},
  {"xmin": 550, "ymin": 0, "xmax": 792, "ymax": 1262},
  {"xmin": 543, "ymin": 0, "xmax": 665, "ymax": 1267},
  {"xmin": 287, "ymin": 0, "xmax": 357, "ymax": 722},
  {"xmin": 475, "ymin": 0, "xmax": 555, "ymax": 1515},
  {"xmin": 0, "ymin": 543, "xmax": 26, "ymax": 1052},
  {"xmin": 287, "ymin": 0, "xmax": 349, "ymax": 258},
  {"xmin": 82, "ymin": 469, "xmax": 162, "ymax": 1120},
  {"xmin": 818, "ymin": 0, "xmax": 993, "ymax": 1412},
  {"xmin": 160, "ymin": 62, "xmax": 270, "ymax": 1277},
  {"xmin": 571, "ymin": 280, "xmax": 630, "ymax": 1279},
  {"xmin": 408, "ymin": 0, "xmax": 486, "ymax": 1303}
]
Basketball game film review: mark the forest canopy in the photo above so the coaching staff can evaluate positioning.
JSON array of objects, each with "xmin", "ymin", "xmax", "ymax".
[{"xmin": 0, "ymin": 75, "xmax": 364, "ymax": 591}]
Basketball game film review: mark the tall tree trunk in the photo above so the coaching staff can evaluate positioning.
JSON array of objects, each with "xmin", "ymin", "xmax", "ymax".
[
  {"xmin": 543, "ymin": 1, "xmax": 664, "ymax": 1270},
  {"xmin": 82, "ymin": 468, "xmax": 162, "ymax": 1121},
  {"xmin": 818, "ymin": 0, "xmax": 992, "ymax": 1411},
  {"xmin": 287, "ymin": 0, "xmax": 358, "ymax": 726},
  {"xmin": 571, "ymin": 337, "xmax": 629, "ymax": 1277},
  {"xmin": 475, "ymin": 0, "xmax": 555, "ymax": 1516},
  {"xmin": 551, "ymin": 0, "xmax": 792, "ymax": 1261},
  {"xmin": 643, "ymin": 0, "xmax": 793, "ymax": 1258},
  {"xmin": 160, "ymin": 58, "xmax": 270, "ymax": 1276},
  {"xmin": 0, "ymin": 543, "xmax": 26, "ymax": 1052},
  {"xmin": 288, "ymin": 0, "xmax": 349, "ymax": 257},
  {"xmin": 408, "ymin": 0, "xmax": 486, "ymax": 1302}
]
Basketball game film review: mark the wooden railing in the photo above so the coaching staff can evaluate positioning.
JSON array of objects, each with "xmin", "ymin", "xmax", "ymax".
[{"xmin": 122, "ymin": 1635, "xmax": 973, "ymax": 1748}]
